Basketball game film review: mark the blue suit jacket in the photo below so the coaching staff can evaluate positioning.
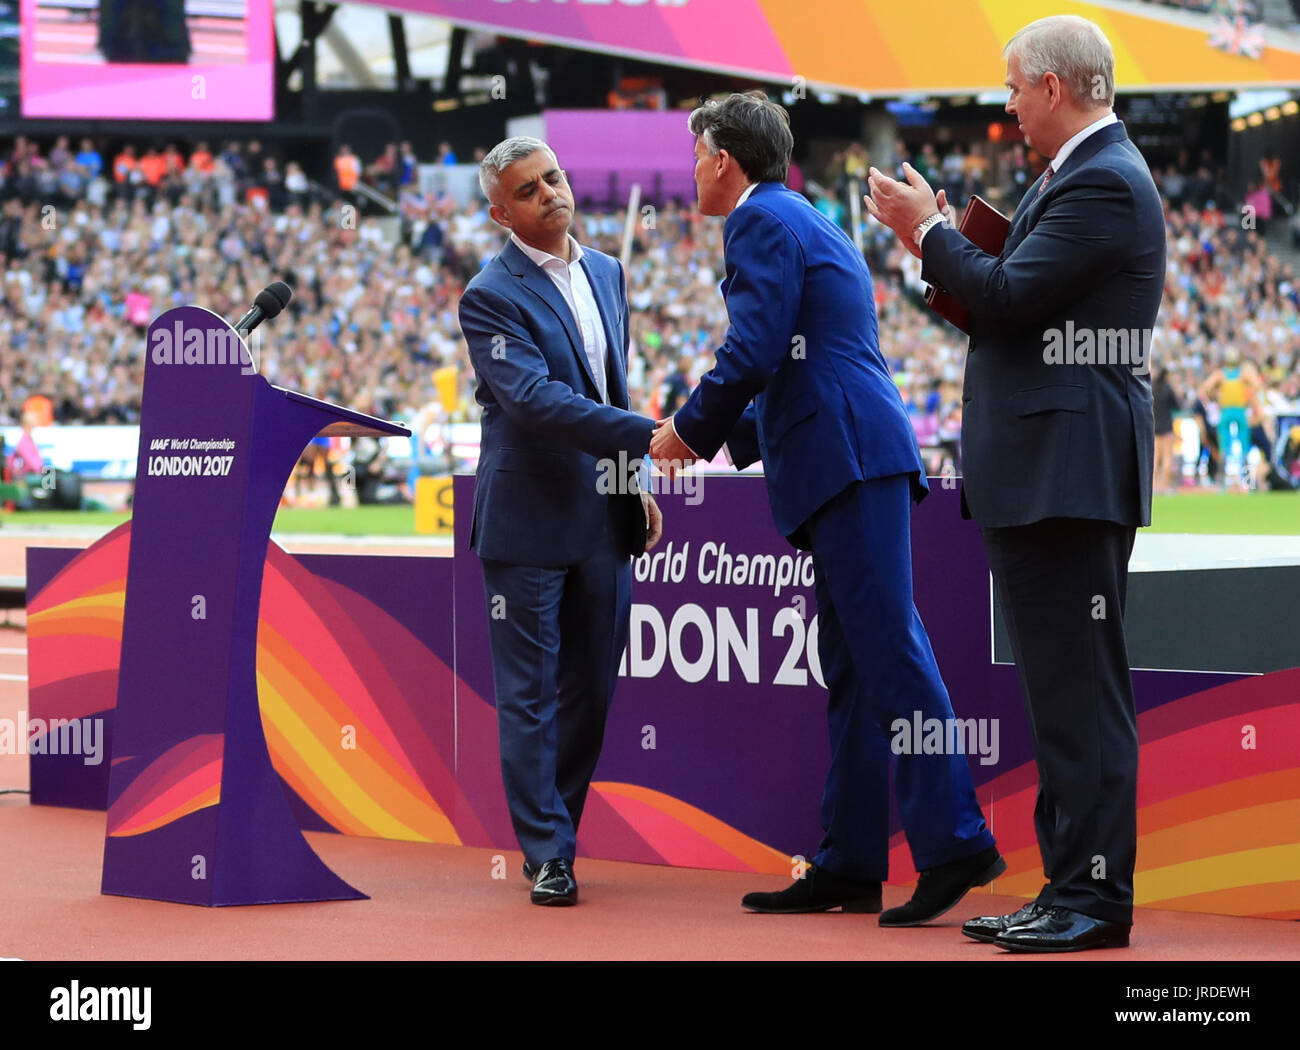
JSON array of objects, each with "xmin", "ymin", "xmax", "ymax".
[
  {"xmin": 919, "ymin": 120, "xmax": 1163, "ymax": 528},
  {"xmin": 458, "ymin": 237, "xmax": 655, "ymax": 567},
  {"xmin": 673, "ymin": 182, "xmax": 925, "ymax": 545}
]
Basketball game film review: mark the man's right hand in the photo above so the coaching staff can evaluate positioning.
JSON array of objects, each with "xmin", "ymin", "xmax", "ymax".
[{"xmin": 649, "ymin": 417, "xmax": 698, "ymax": 479}]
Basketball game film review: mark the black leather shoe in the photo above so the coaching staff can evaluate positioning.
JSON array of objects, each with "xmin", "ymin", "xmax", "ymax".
[
  {"xmin": 530, "ymin": 858, "xmax": 578, "ymax": 906},
  {"xmin": 741, "ymin": 864, "xmax": 881, "ymax": 914},
  {"xmin": 522, "ymin": 860, "xmax": 534, "ymax": 880},
  {"xmin": 995, "ymin": 906, "xmax": 1131, "ymax": 952},
  {"xmin": 879, "ymin": 846, "xmax": 1007, "ymax": 927},
  {"xmin": 961, "ymin": 899, "xmax": 1045, "ymax": 942}
]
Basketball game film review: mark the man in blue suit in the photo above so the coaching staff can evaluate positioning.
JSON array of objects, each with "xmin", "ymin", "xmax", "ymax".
[
  {"xmin": 458, "ymin": 137, "xmax": 662, "ymax": 906},
  {"xmin": 866, "ymin": 16, "xmax": 1163, "ymax": 951},
  {"xmin": 651, "ymin": 92, "xmax": 1003, "ymax": 926}
]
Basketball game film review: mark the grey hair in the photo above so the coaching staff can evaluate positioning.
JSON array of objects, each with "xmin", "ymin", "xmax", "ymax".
[
  {"xmin": 1004, "ymin": 15, "xmax": 1115, "ymax": 109},
  {"xmin": 478, "ymin": 136, "xmax": 558, "ymax": 200}
]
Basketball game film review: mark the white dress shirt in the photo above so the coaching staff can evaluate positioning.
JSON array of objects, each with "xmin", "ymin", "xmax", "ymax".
[
  {"xmin": 1050, "ymin": 112, "xmax": 1118, "ymax": 172},
  {"xmin": 510, "ymin": 231, "xmax": 609, "ymax": 403}
]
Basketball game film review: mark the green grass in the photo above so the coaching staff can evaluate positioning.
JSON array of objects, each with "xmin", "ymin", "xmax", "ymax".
[
  {"xmin": 272, "ymin": 505, "xmax": 422, "ymax": 536},
  {"xmin": 1148, "ymin": 490, "xmax": 1300, "ymax": 535},
  {"xmin": 2, "ymin": 490, "xmax": 1298, "ymax": 536},
  {"xmin": 2, "ymin": 509, "xmax": 133, "ymax": 529},
  {"xmin": 2, "ymin": 503, "xmax": 428, "ymax": 536}
]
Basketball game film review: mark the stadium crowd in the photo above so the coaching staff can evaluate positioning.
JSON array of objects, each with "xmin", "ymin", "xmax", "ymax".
[{"xmin": 0, "ymin": 133, "xmax": 1297, "ymax": 494}]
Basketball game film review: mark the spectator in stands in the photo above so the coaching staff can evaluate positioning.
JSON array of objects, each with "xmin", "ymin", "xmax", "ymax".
[
  {"xmin": 139, "ymin": 148, "xmax": 167, "ymax": 190},
  {"xmin": 437, "ymin": 141, "xmax": 457, "ymax": 165},
  {"xmin": 334, "ymin": 145, "xmax": 360, "ymax": 195},
  {"xmin": 1245, "ymin": 180, "xmax": 1273, "ymax": 235},
  {"xmin": 262, "ymin": 157, "xmax": 286, "ymax": 210},
  {"xmin": 0, "ymin": 130, "xmax": 1292, "ymax": 475},
  {"xmin": 112, "ymin": 145, "xmax": 137, "ymax": 199},
  {"xmin": 189, "ymin": 141, "xmax": 214, "ymax": 175},
  {"xmin": 1006, "ymin": 143, "xmax": 1031, "ymax": 206},
  {"xmin": 8, "ymin": 406, "xmax": 44, "ymax": 479},
  {"xmin": 658, "ymin": 356, "xmax": 693, "ymax": 416},
  {"xmin": 157, "ymin": 143, "xmax": 181, "ymax": 181},
  {"xmin": 843, "ymin": 142, "xmax": 869, "ymax": 183},
  {"xmin": 48, "ymin": 137, "xmax": 72, "ymax": 172},
  {"xmin": 366, "ymin": 143, "xmax": 398, "ymax": 196},
  {"xmin": 284, "ymin": 161, "xmax": 309, "ymax": 208},
  {"xmin": 912, "ymin": 143, "xmax": 938, "ymax": 184},
  {"xmin": 75, "ymin": 139, "xmax": 103, "ymax": 179},
  {"xmin": 786, "ymin": 158, "xmax": 805, "ymax": 196},
  {"xmin": 399, "ymin": 141, "xmax": 417, "ymax": 187},
  {"xmin": 1152, "ymin": 366, "xmax": 1182, "ymax": 493}
]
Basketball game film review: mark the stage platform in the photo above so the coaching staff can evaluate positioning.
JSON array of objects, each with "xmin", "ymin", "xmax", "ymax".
[
  {"xmin": 1, "ymin": 626, "xmax": 1298, "ymax": 961},
  {"xmin": 1, "ymin": 800, "xmax": 1296, "ymax": 962}
]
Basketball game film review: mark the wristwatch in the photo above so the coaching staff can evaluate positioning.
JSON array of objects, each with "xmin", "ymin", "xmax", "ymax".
[{"xmin": 913, "ymin": 212, "xmax": 947, "ymax": 248}]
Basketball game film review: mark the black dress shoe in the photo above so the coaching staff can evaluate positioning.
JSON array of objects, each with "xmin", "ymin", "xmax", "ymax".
[
  {"xmin": 879, "ymin": 846, "xmax": 1007, "ymax": 927},
  {"xmin": 961, "ymin": 899, "xmax": 1045, "ymax": 942},
  {"xmin": 522, "ymin": 860, "xmax": 534, "ymax": 880},
  {"xmin": 530, "ymin": 858, "xmax": 578, "ymax": 906},
  {"xmin": 741, "ymin": 864, "xmax": 881, "ymax": 914},
  {"xmin": 995, "ymin": 906, "xmax": 1131, "ymax": 953}
]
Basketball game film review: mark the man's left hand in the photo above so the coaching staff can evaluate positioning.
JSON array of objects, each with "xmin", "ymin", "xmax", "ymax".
[
  {"xmin": 649, "ymin": 417, "xmax": 697, "ymax": 479},
  {"xmin": 641, "ymin": 491, "xmax": 663, "ymax": 552}
]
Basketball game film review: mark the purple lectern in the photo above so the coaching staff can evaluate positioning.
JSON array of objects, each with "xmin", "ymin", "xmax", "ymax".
[{"xmin": 101, "ymin": 305, "xmax": 409, "ymax": 905}]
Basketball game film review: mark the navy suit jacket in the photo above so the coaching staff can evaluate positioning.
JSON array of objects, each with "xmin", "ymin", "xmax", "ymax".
[
  {"xmin": 920, "ymin": 120, "xmax": 1164, "ymax": 528},
  {"xmin": 673, "ymin": 181, "xmax": 925, "ymax": 545},
  {"xmin": 458, "ymin": 237, "xmax": 655, "ymax": 567}
]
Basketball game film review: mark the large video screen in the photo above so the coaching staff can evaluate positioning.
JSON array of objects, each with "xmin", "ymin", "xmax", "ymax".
[{"xmin": 20, "ymin": 0, "xmax": 272, "ymax": 119}]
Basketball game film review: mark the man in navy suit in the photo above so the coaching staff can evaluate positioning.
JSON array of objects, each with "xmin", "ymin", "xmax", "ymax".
[
  {"xmin": 867, "ymin": 15, "xmax": 1164, "ymax": 951},
  {"xmin": 458, "ymin": 137, "xmax": 662, "ymax": 906},
  {"xmin": 651, "ymin": 92, "xmax": 1003, "ymax": 926}
]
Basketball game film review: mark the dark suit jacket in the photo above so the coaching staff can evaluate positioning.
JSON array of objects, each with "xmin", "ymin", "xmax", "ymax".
[
  {"xmin": 673, "ymin": 182, "xmax": 925, "ymax": 544},
  {"xmin": 458, "ymin": 238, "xmax": 654, "ymax": 567},
  {"xmin": 920, "ymin": 120, "xmax": 1165, "ymax": 528}
]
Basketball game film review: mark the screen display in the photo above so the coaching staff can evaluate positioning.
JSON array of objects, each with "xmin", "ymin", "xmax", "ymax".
[{"xmin": 20, "ymin": 0, "xmax": 272, "ymax": 119}]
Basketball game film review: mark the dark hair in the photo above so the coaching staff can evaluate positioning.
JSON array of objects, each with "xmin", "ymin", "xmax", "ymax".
[{"xmin": 688, "ymin": 90, "xmax": 793, "ymax": 183}]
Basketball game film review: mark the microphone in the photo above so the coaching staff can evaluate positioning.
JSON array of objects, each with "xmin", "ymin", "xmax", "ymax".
[{"xmin": 233, "ymin": 281, "xmax": 293, "ymax": 337}]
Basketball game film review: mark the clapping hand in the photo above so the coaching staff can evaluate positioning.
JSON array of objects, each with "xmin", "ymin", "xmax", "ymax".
[{"xmin": 863, "ymin": 163, "xmax": 944, "ymax": 260}]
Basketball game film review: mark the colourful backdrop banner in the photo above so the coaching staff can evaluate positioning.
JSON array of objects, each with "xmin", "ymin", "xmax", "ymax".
[{"xmin": 355, "ymin": 0, "xmax": 1300, "ymax": 93}]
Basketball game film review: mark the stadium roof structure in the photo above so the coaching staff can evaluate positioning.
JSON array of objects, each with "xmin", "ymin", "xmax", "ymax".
[{"xmin": 338, "ymin": 0, "xmax": 1300, "ymax": 95}]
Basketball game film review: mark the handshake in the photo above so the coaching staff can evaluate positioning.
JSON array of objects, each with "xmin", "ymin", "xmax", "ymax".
[
  {"xmin": 636, "ymin": 414, "xmax": 706, "ymax": 557},
  {"xmin": 648, "ymin": 415, "xmax": 698, "ymax": 478}
]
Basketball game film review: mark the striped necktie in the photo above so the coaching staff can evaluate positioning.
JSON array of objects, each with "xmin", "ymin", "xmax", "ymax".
[{"xmin": 1036, "ymin": 166, "xmax": 1055, "ymax": 197}]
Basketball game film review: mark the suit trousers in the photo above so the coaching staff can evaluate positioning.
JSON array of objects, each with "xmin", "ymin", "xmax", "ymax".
[
  {"xmin": 980, "ymin": 517, "xmax": 1139, "ymax": 925},
  {"xmin": 480, "ymin": 526, "xmax": 632, "ymax": 868},
  {"xmin": 807, "ymin": 476, "xmax": 996, "ymax": 880}
]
